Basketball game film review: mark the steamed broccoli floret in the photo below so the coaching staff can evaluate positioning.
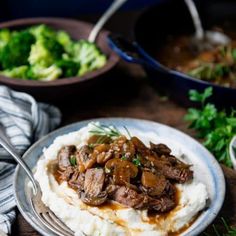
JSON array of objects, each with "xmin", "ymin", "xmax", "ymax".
[
  {"xmin": 29, "ymin": 24, "xmax": 56, "ymax": 40},
  {"xmin": 0, "ymin": 30, "xmax": 35, "ymax": 69},
  {"xmin": 56, "ymin": 31, "xmax": 72, "ymax": 51},
  {"xmin": 0, "ymin": 29, "xmax": 11, "ymax": 51},
  {"xmin": 0, "ymin": 65, "xmax": 29, "ymax": 79},
  {"xmin": 56, "ymin": 59, "xmax": 80, "ymax": 77},
  {"xmin": 71, "ymin": 40, "xmax": 100, "ymax": 63},
  {"xmin": 27, "ymin": 64, "xmax": 62, "ymax": 81},
  {"xmin": 69, "ymin": 40, "xmax": 107, "ymax": 76},
  {"xmin": 88, "ymin": 54, "xmax": 106, "ymax": 70},
  {"xmin": 29, "ymin": 36, "xmax": 64, "ymax": 67},
  {"xmin": 78, "ymin": 55, "xmax": 106, "ymax": 76}
]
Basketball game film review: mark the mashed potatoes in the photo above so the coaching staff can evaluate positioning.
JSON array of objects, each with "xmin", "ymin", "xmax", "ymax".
[{"xmin": 34, "ymin": 123, "xmax": 208, "ymax": 236}]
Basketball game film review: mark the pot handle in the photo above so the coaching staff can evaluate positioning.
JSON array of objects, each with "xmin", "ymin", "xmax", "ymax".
[{"xmin": 107, "ymin": 34, "xmax": 170, "ymax": 74}]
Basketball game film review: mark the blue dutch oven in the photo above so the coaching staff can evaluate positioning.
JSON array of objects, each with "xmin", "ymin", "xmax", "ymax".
[{"xmin": 108, "ymin": 0, "xmax": 236, "ymax": 108}]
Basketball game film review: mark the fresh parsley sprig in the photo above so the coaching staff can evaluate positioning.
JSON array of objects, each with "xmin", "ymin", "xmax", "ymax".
[
  {"xmin": 185, "ymin": 87, "xmax": 236, "ymax": 167},
  {"xmin": 132, "ymin": 154, "xmax": 142, "ymax": 167}
]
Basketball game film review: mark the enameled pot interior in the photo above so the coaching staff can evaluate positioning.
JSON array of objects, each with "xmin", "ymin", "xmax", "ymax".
[{"xmin": 135, "ymin": 0, "xmax": 236, "ymax": 59}]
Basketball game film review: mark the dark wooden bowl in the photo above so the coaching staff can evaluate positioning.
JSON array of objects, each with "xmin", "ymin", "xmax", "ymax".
[{"xmin": 0, "ymin": 18, "xmax": 119, "ymax": 102}]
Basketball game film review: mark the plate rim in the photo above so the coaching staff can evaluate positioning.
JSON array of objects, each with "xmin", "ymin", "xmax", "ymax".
[{"xmin": 14, "ymin": 117, "xmax": 226, "ymax": 236}]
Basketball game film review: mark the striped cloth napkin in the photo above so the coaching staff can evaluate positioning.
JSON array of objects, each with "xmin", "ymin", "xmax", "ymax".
[{"xmin": 0, "ymin": 86, "xmax": 61, "ymax": 235}]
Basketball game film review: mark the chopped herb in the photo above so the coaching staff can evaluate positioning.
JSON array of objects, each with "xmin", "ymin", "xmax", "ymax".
[
  {"xmin": 132, "ymin": 154, "xmax": 142, "ymax": 167},
  {"xmin": 121, "ymin": 156, "xmax": 127, "ymax": 161},
  {"xmin": 185, "ymin": 87, "xmax": 236, "ymax": 167},
  {"xmin": 89, "ymin": 123, "xmax": 121, "ymax": 138},
  {"xmin": 69, "ymin": 155, "xmax": 77, "ymax": 166}
]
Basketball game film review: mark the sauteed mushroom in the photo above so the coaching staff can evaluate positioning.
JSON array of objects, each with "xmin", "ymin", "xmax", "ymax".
[
  {"xmin": 76, "ymin": 145, "xmax": 96, "ymax": 172},
  {"xmin": 141, "ymin": 171, "xmax": 167, "ymax": 196},
  {"xmin": 105, "ymin": 158, "xmax": 138, "ymax": 185},
  {"xmin": 93, "ymin": 144, "xmax": 113, "ymax": 164}
]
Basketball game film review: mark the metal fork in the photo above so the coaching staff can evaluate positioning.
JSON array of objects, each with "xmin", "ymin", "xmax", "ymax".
[
  {"xmin": 30, "ymin": 185, "xmax": 75, "ymax": 236},
  {"xmin": 0, "ymin": 128, "xmax": 77, "ymax": 236}
]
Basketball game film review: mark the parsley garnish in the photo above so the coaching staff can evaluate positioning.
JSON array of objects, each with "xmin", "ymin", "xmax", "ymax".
[
  {"xmin": 69, "ymin": 155, "xmax": 77, "ymax": 166},
  {"xmin": 185, "ymin": 87, "xmax": 236, "ymax": 167},
  {"xmin": 132, "ymin": 154, "xmax": 142, "ymax": 167}
]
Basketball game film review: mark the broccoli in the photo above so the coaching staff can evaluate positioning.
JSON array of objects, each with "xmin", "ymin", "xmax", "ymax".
[
  {"xmin": 29, "ymin": 36, "xmax": 64, "ymax": 67},
  {"xmin": 69, "ymin": 40, "xmax": 107, "ymax": 76},
  {"xmin": 0, "ymin": 65, "xmax": 29, "ymax": 79},
  {"xmin": 0, "ymin": 29, "xmax": 11, "ymax": 51},
  {"xmin": 88, "ymin": 54, "xmax": 107, "ymax": 70},
  {"xmin": 29, "ymin": 24, "xmax": 56, "ymax": 40},
  {"xmin": 0, "ymin": 25, "xmax": 107, "ymax": 80},
  {"xmin": 27, "ymin": 64, "xmax": 62, "ymax": 81},
  {"xmin": 0, "ymin": 30, "xmax": 35, "ymax": 69},
  {"xmin": 77, "ymin": 54, "xmax": 106, "ymax": 76},
  {"xmin": 55, "ymin": 60, "xmax": 80, "ymax": 77},
  {"xmin": 56, "ymin": 31, "xmax": 72, "ymax": 51}
]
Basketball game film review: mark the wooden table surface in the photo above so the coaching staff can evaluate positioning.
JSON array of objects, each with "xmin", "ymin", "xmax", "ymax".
[{"xmin": 12, "ymin": 62, "xmax": 236, "ymax": 235}]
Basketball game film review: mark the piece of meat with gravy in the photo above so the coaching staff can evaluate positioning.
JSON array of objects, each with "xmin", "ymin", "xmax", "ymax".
[
  {"xmin": 81, "ymin": 168, "xmax": 107, "ymax": 206},
  {"xmin": 57, "ymin": 145, "xmax": 76, "ymax": 170}
]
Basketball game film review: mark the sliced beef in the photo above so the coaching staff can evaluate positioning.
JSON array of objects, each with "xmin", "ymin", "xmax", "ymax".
[
  {"xmin": 57, "ymin": 145, "xmax": 76, "ymax": 170},
  {"xmin": 76, "ymin": 145, "xmax": 96, "ymax": 172},
  {"xmin": 81, "ymin": 168, "xmax": 107, "ymax": 206},
  {"xmin": 154, "ymin": 160, "xmax": 193, "ymax": 183},
  {"xmin": 110, "ymin": 186, "xmax": 176, "ymax": 213},
  {"xmin": 58, "ymin": 166, "xmax": 75, "ymax": 182},
  {"xmin": 144, "ymin": 155, "xmax": 193, "ymax": 183},
  {"xmin": 110, "ymin": 186, "xmax": 149, "ymax": 209},
  {"xmin": 68, "ymin": 170, "xmax": 85, "ymax": 194},
  {"xmin": 150, "ymin": 143, "xmax": 171, "ymax": 156},
  {"xmin": 148, "ymin": 196, "xmax": 176, "ymax": 213},
  {"xmin": 163, "ymin": 181, "xmax": 176, "ymax": 200}
]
